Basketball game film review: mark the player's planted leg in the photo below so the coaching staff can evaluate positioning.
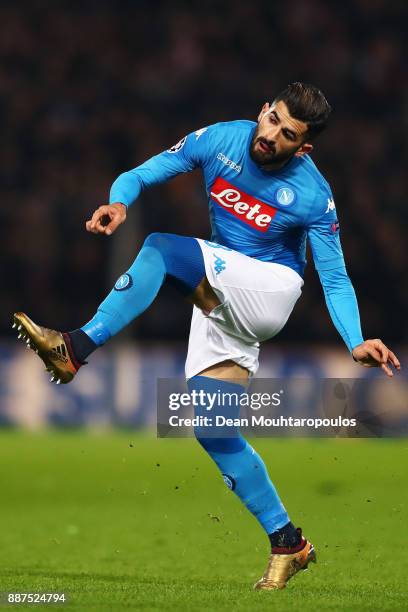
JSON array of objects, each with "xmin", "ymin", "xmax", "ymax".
[
  {"xmin": 13, "ymin": 233, "xmax": 208, "ymax": 383},
  {"xmin": 188, "ymin": 374, "xmax": 316, "ymax": 590}
]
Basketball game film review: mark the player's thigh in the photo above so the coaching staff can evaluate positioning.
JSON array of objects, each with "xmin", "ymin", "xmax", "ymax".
[
  {"xmin": 190, "ymin": 276, "xmax": 221, "ymax": 314},
  {"xmin": 196, "ymin": 240, "xmax": 303, "ymax": 341}
]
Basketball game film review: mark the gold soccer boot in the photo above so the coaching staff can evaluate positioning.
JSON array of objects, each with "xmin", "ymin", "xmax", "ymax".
[
  {"xmin": 12, "ymin": 312, "xmax": 82, "ymax": 384},
  {"xmin": 254, "ymin": 529, "xmax": 316, "ymax": 591}
]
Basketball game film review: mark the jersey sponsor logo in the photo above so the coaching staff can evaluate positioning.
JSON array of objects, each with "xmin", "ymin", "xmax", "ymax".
[
  {"xmin": 195, "ymin": 127, "xmax": 208, "ymax": 140},
  {"xmin": 325, "ymin": 197, "xmax": 336, "ymax": 213},
  {"xmin": 167, "ymin": 136, "xmax": 187, "ymax": 153},
  {"xmin": 114, "ymin": 273, "xmax": 133, "ymax": 291},
  {"xmin": 210, "ymin": 176, "xmax": 276, "ymax": 232},
  {"xmin": 216, "ymin": 152, "xmax": 242, "ymax": 173},
  {"xmin": 275, "ymin": 186, "xmax": 296, "ymax": 206}
]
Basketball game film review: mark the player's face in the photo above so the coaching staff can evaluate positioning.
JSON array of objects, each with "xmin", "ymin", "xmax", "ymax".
[{"xmin": 250, "ymin": 100, "xmax": 313, "ymax": 168}]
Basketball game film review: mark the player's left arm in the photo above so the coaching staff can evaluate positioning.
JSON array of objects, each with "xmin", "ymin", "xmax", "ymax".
[
  {"xmin": 87, "ymin": 126, "xmax": 214, "ymax": 235},
  {"xmin": 307, "ymin": 189, "xmax": 401, "ymax": 377}
]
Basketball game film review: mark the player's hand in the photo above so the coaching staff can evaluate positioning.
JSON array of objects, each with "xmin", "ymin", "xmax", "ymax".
[
  {"xmin": 86, "ymin": 202, "xmax": 127, "ymax": 236},
  {"xmin": 352, "ymin": 339, "xmax": 401, "ymax": 377}
]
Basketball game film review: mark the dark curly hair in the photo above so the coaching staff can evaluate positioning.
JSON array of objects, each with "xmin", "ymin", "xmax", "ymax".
[{"xmin": 274, "ymin": 82, "xmax": 332, "ymax": 140}]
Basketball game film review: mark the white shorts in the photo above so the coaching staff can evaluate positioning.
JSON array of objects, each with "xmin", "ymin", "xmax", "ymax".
[{"xmin": 185, "ymin": 239, "xmax": 304, "ymax": 379}]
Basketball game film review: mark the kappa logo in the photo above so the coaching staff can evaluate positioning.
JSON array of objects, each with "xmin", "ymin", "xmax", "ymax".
[
  {"xmin": 325, "ymin": 197, "xmax": 336, "ymax": 213},
  {"xmin": 114, "ymin": 273, "xmax": 133, "ymax": 291},
  {"xmin": 210, "ymin": 177, "xmax": 276, "ymax": 232},
  {"xmin": 167, "ymin": 136, "xmax": 187, "ymax": 153},
  {"xmin": 213, "ymin": 253, "xmax": 226, "ymax": 275}
]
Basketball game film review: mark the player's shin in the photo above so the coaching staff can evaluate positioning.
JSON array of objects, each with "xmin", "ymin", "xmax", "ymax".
[
  {"xmin": 70, "ymin": 233, "xmax": 205, "ymax": 361},
  {"xmin": 188, "ymin": 376, "xmax": 297, "ymax": 542},
  {"xmin": 80, "ymin": 245, "xmax": 166, "ymax": 346}
]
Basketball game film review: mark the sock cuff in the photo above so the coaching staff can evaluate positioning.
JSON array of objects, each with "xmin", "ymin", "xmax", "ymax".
[
  {"xmin": 271, "ymin": 537, "xmax": 306, "ymax": 555},
  {"xmin": 62, "ymin": 332, "xmax": 85, "ymax": 370},
  {"xmin": 81, "ymin": 317, "xmax": 112, "ymax": 346}
]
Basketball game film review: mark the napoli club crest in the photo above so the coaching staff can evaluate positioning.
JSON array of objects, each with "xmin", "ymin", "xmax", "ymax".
[
  {"xmin": 114, "ymin": 273, "xmax": 133, "ymax": 291},
  {"xmin": 275, "ymin": 186, "xmax": 296, "ymax": 207},
  {"xmin": 222, "ymin": 474, "xmax": 236, "ymax": 490}
]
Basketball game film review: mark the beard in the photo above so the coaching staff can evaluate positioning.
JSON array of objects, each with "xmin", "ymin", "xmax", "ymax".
[{"xmin": 249, "ymin": 128, "xmax": 294, "ymax": 168}]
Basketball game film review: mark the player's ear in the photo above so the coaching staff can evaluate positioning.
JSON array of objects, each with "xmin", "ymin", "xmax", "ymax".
[
  {"xmin": 295, "ymin": 142, "xmax": 313, "ymax": 157},
  {"xmin": 258, "ymin": 103, "xmax": 270, "ymax": 122}
]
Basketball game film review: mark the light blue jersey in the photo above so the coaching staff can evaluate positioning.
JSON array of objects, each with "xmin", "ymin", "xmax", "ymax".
[{"xmin": 110, "ymin": 120, "xmax": 364, "ymax": 351}]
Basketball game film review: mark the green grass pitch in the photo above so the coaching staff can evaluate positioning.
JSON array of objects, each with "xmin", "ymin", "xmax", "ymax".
[{"xmin": 0, "ymin": 432, "xmax": 406, "ymax": 611}]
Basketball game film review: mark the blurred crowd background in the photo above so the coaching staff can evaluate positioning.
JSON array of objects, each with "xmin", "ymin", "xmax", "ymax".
[{"xmin": 1, "ymin": 0, "xmax": 406, "ymax": 346}]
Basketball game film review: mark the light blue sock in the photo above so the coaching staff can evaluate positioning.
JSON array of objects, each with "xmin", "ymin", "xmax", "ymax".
[
  {"xmin": 188, "ymin": 376, "xmax": 290, "ymax": 535},
  {"xmin": 81, "ymin": 233, "xmax": 205, "ymax": 345}
]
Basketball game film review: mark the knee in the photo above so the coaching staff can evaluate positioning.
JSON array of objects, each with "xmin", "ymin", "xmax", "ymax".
[
  {"xmin": 194, "ymin": 429, "xmax": 246, "ymax": 454},
  {"xmin": 143, "ymin": 232, "xmax": 169, "ymax": 250},
  {"xmin": 193, "ymin": 425, "xmax": 213, "ymax": 451},
  {"xmin": 143, "ymin": 233, "xmax": 181, "ymax": 266}
]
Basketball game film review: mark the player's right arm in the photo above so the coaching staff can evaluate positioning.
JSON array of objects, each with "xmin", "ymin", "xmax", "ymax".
[{"xmin": 86, "ymin": 127, "xmax": 212, "ymax": 235}]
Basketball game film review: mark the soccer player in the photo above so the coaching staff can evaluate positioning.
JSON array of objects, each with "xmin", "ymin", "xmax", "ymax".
[{"xmin": 14, "ymin": 83, "xmax": 400, "ymax": 590}]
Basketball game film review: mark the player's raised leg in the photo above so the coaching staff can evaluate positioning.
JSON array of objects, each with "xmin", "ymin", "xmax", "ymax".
[
  {"xmin": 13, "ymin": 233, "xmax": 217, "ymax": 384},
  {"xmin": 190, "ymin": 364, "xmax": 316, "ymax": 590}
]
